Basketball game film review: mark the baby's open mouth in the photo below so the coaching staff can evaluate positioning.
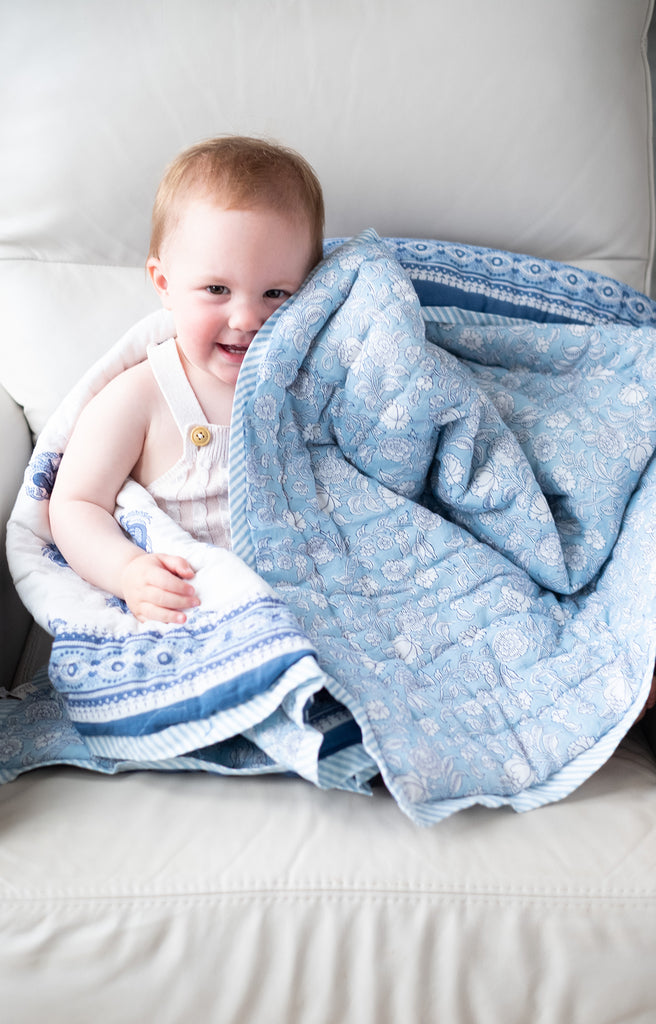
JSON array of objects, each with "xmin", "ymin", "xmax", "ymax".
[{"xmin": 219, "ymin": 343, "xmax": 249, "ymax": 356}]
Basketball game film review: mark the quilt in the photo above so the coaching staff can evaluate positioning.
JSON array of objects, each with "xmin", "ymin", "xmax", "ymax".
[{"xmin": 6, "ymin": 230, "xmax": 656, "ymax": 825}]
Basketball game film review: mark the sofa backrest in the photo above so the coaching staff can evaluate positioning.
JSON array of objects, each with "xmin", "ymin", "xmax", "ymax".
[{"xmin": 1, "ymin": 0, "xmax": 654, "ymax": 436}]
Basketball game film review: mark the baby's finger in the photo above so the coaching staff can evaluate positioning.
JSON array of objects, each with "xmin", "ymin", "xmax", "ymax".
[
  {"xmin": 150, "ymin": 588, "xmax": 198, "ymax": 610},
  {"xmin": 156, "ymin": 553, "xmax": 196, "ymax": 579},
  {"xmin": 136, "ymin": 602, "xmax": 190, "ymax": 625},
  {"xmin": 147, "ymin": 565, "xmax": 198, "ymax": 600},
  {"xmin": 135, "ymin": 580, "xmax": 198, "ymax": 620}
]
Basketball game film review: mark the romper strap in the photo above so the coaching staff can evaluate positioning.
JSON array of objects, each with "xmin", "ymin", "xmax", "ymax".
[{"xmin": 147, "ymin": 338, "xmax": 207, "ymax": 436}]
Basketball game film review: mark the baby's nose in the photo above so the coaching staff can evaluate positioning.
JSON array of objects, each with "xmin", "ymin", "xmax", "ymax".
[{"xmin": 228, "ymin": 298, "xmax": 265, "ymax": 332}]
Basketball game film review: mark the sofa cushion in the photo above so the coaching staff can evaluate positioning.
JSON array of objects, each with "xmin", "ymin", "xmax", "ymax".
[{"xmin": 0, "ymin": 735, "xmax": 654, "ymax": 1024}]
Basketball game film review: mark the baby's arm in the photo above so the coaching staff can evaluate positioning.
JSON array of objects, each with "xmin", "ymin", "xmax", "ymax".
[{"xmin": 49, "ymin": 370, "xmax": 199, "ymax": 624}]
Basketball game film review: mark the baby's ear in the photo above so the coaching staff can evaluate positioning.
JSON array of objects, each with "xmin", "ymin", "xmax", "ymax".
[{"xmin": 147, "ymin": 258, "xmax": 172, "ymax": 306}]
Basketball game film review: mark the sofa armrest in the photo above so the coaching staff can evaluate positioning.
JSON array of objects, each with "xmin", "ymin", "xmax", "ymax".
[{"xmin": 0, "ymin": 385, "xmax": 33, "ymax": 689}]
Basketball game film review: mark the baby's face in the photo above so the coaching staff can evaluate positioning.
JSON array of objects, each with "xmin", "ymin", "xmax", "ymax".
[{"xmin": 148, "ymin": 199, "xmax": 315, "ymax": 394}]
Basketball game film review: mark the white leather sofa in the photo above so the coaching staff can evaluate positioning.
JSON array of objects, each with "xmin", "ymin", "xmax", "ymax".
[{"xmin": 2, "ymin": 2, "xmax": 656, "ymax": 1021}]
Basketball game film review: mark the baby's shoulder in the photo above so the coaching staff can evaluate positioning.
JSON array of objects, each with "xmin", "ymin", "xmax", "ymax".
[
  {"xmin": 78, "ymin": 359, "xmax": 158, "ymax": 431},
  {"xmin": 97, "ymin": 358, "xmax": 158, "ymax": 406}
]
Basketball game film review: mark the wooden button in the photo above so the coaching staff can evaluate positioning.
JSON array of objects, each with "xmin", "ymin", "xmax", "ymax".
[{"xmin": 190, "ymin": 425, "xmax": 211, "ymax": 447}]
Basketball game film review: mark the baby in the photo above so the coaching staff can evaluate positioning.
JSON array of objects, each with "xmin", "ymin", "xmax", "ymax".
[{"xmin": 49, "ymin": 136, "xmax": 324, "ymax": 624}]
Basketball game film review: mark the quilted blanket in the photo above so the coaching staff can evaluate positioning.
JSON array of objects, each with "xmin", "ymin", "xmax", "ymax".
[{"xmin": 6, "ymin": 230, "xmax": 656, "ymax": 824}]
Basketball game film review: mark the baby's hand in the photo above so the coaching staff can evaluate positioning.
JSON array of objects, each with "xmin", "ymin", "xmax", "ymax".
[{"xmin": 121, "ymin": 552, "xmax": 199, "ymax": 624}]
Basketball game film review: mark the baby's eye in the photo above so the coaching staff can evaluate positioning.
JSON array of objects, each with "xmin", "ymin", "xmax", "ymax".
[
  {"xmin": 264, "ymin": 289, "xmax": 288, "ymax": 300},
  {"xmin": 206, "ymin": 285, "xmax": 228, "ymax": 296}
]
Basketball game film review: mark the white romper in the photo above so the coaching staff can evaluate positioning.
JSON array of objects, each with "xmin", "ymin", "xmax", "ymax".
[{"xmin": 145, "ymin": 337, "xmax": 232, "ymax": 550}]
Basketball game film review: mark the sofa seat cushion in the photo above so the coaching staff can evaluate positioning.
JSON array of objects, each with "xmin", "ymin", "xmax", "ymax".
[{"xmin": 0, "ymin": 732, "xmax": 654, "ymax": 1024}]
